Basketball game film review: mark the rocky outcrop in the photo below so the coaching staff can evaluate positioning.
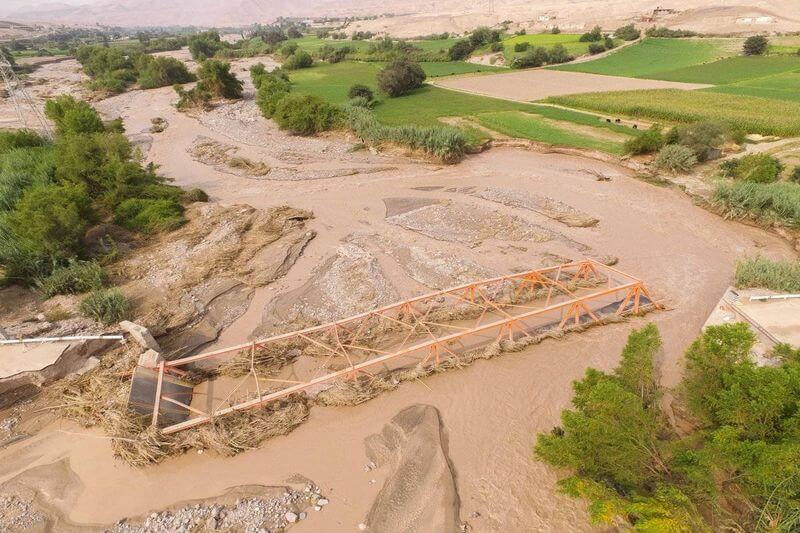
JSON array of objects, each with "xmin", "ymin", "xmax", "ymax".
[{"xmin": 364, "ymin": 405, "xmax": 461, "ymax": 533}]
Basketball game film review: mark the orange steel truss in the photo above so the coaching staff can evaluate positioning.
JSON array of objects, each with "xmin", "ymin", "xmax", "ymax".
[{"xmin": 147, "ymin": 259, "xmax": 659, "ymax": 434}]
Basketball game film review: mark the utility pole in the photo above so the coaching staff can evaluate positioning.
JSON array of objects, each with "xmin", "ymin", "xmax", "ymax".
[{"xmin": 0, "ymin": 56, "xmax": 53, "ymax": 138}]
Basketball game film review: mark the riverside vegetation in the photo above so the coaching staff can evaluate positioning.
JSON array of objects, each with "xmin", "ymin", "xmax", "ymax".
[
  {"xmin": 0, "ymin": 96, "xmax": 205, "ymax": 322},
  {"xmin": 537, "ymin": 322, "xmax": 800, "ymax": 531}
]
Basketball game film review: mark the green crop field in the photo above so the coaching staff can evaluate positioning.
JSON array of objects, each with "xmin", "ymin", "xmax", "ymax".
[
  {"xmin": 551, "ymin": 38, "xmax": 734, "ymax": 78},
  {"xmin": 653, "ymin": 55, "xmax": 800, "ymax": 84},
  {"xmin": 475, "ymin": 111, "xmax": 628, "ymax": 154},
  {"xmin": 500, "ymin": 33, "xmax": 612, "ymax": 61},
  {"xmin": 707, "ymin": 71, "xmax": 800, "ymax": 103},
  {"xmin": 287, "ymin": 61, "xmax": 640, "ymax": 152},
  {"xmin": 548, "ymin": 89, "xmax": 800, "ymax": 136},
  {"xmin": 288, "ymin": 62, "xmax": 532, "ymax": 126}
]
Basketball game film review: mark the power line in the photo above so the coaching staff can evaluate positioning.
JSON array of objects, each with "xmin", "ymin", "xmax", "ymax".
[{"xmin": 0, "ymin": 57, "xmax": 53, "ymax": 138}]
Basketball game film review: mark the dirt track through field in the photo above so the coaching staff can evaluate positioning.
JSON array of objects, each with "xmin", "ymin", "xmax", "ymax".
[
  {"xmin": 433, "ymin": 68, "xmax": 711, "ymax": 102},
  {"xmin": 0, "ymin": 51, "xmax": 797, "ymax": 533}
]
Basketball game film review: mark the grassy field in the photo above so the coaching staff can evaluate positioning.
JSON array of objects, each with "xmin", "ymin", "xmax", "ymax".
[
  {"xmin": 547, "ymin": 89, "xmax": 800, "ymax": 136},
  {"xmin": 653, "ymin": 55, "xmax": 800, "ymax": 84},
  {"xmin": 475, "ymin": 111, "xmax": 628, "ymax": 154},
  {"xmin": 417, "ymin": 62, "xmax": 505, "ymax": 77},
  {"xmin": 287, "ymin": 61, "xmax": 637, "ymax": 152},
  {"xmin": 551, "ymin": 38, "xmax": 734, "ymax": 78},
  {"xmin": 768, "ymin": 36, "xmax": 800, "ymax": 55},
  {"xmin": 708, "ymin": 71, "xmax": 800, "ymax": 103}
]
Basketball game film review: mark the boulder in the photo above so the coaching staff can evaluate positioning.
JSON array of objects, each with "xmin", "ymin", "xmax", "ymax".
[
  {"xmin": 120, "ymin": 321, "xmax": 161, "ymax": 352},
  {"xmin": 364, "ymin": 405, "xmax": 461, "ymax": 533}
]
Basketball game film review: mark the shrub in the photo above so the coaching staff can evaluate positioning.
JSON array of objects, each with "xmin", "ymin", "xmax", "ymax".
[
  {"xmin": 734, "ymin": 256, "xmax": 800, "ymax": 293},
  {"xmin": 114, "ymin": 198, "xmax": 185, "ymax": 232},
  {"xmin": 512, "ymin": 46, "xmax": 549, "ymax": 68},
  {"xmin": 283, "ymin": 51, "xmax": 313, "ymax": 70},
  {"xmin": 666, "ymin": 121, "xmax": 728, "ymax": 162},
  {"xmin": 255, "ymin": 75, "xmax": 291, "ymax": 118},
  {"xmin": 490, "ymin": 42, "xmax": 504, "ymax": 53},
  {"xmin": 579, "ymin": 26, "xmax": 603, "ymax": 42},
  {"xmin": 720, "ymin": 153, "xmax": 783, "ymax": 183},
  {"xmin": 791, "ymin": 167, "xmax": 800, "ymax": 183},
  {"xmin": 174, "ymin": 84, "xmax": 212, "ymax": 111},
  {"xmin": 655, "ymin": 144, "xmax": 697, "ymax": 172},
  {"xmin": 0, "ymin": 146, "xmax": 55, "ymax": 212},
  {"xmin": 183, "ymin": 188, "xmax": 209, "ymax": 202},
  {"xmin": 79, "ymin": 289, "xmax": 131, "ymax": 325},
  {"xmin": 136, "ymin": 55, "xmax": 195, "ymax": 89},
  {"xmin": 513, "ymin": 42, "xmax": 530, "ymax": 53},
  {"xmin": 75, "ymin": 45, "xmax": 136, "ymax": 93},
  {"xmin": 348, "ymin": 84, "xmax": 374, "ymax": 101},
  {"xmin": 344, "ymin": 106, "xmax": 467, "ymax": 163},
  {"xmin": 0, "ymin": 129, "xmax": 46, "ymax": 155},
  {"xmin": 196, "ymin": 59, "xmax": 243, "ymax": 99},
  {"xmin": 588, "ymin": 42, "xmax": 606, "ymax": 55},
  {"xmin": 548, "ymin": 44, "xmax": 573, "ymax": 64},
  {"xmin": 604, "ymin": 36, "xmax": 616, "ymax": 50},
  {"xmin": 272, "ymin": 94, "xmax": 342, "ymax": 135},
  {"xmin": 35, "ymin": 260, "xmax": 106, "ymax": 297},
  {"xmin": 376, "ymin": 60, "xmax": 426, "ymax": 97},
  {"xmin": 624, "ymin": 125, "xmax": 665, "ymax": 155},
  {"xmin": 278, "ymin": 42, "xmax": 299, "ymax": 57},
  {"xmin": 743, "ymin": 35, "xmax": 768, "ymax": 56},
  {"xmin": 44, "ymin": 94, "xmax": 105, "ymax": 135},
  {"xmin": 551, "ymin": 26, "xmax": 561, "ymax": 34},
  {"xmin": 188, "ymin": 30, "xmax": 224, "ymax": 60},
  {"xmin": 448, "ymin": 40, "xmax": 474, "ymax": 61},
  {"xmin": 615, "ymin": 24, "xmax": 641, "ymax": 41},
  {"xmin": 5, "ymin": 183, "xmax": 94, "ymax": 261},
  {"xmin": 348, "ymin": 96, "xmax": 372, "ymax": 108},
  {"xmin": 714, "ymin": 180, "xmax": 800, "ymax": 227}
]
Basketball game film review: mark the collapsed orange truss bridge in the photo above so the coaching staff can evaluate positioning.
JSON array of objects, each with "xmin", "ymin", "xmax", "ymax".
[{"xmin": 134, "ymin": 259, "xmax": 659, "ymax": 434}]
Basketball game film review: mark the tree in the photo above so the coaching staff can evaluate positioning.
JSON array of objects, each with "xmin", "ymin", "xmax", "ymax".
[
  {"xmin": 136, "ymin": 55, "xmax": 195, "ymax": 89},
  {"xmin": 448, "ymin": 39, "xmax": 473, "ymax": 61},
  {"xmin": 682, "ymin": 323, "xmax": 756, "ymax": 423},
  {"xmin": 614, "ymin": 24, "xmax": 641, "ymax": 41},
  {"xmin": 614, "ymin": 323, "xmax": 661, "ymax": 407},
  {"xmin": 512, "ymin": 46, "xmax": 549, "ymax": 68},
  {"xmin": 743, "ymin": 35, "xmax": 768, "ymax": 56},
  {"xmin": 286, "ymin": 26, "xmax": 303, "ymax": 39},
  {"xmin": 547, "ymin": 44, "xmax": 572, "ymax": 64},
  {"xmin": 188, "ymin": 30, "xmax": 224, "ymax": 60},
  {"xmin": 376, "ymin": 60, "xmax": 426, "ymax": 97},
  {"xmin": 44, "ymin": 95, "xmax": 105, "ymax": 135},
  {"xmin": 580, "ymin": 26, "xmax": 603, "ymax": 42},
  {"xmin": 283, "ymin": 50, "xmax": 313, "ymax": 70},
  {"xmin": 5, "ymin": 183, "xmax": 94, "ymax": 261},
  {"xmin": 272, "ymin": 94, "xmax": 341, "ymax": 135},
  {"xmin": 196, "ymin": 59, "xmax": 243, "ymax": 99},
  {"xmin": 348, "ymin": 84, "xmax": 374, "ymax": 101}
]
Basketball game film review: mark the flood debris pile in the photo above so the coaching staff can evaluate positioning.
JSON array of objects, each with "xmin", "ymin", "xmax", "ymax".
[
  {"xmin": 48, "ymin": 345, "xmax": 309, "ymax": 466},
  {"xmin": 0, "ymin": 494, "xmax": 44, "ymax": 531},
  {"xmin": 188, "ymin": 136, "xmax": 270, "ymax": 177},
  {"xmin": 119, "ymin": 203, "xmax": 315, "ymax": 354}
]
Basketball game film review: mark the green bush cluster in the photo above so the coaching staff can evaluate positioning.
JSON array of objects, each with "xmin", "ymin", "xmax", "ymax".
[
  {"xmin": 735, "ymin": 256, "xmax": 800, "ymax": 292},
  {"xmin": 623, "ymin": 124, "xmax": 665, "ymax": 154},
  {"xmin": 720, "ymin": 153, "xmax": 783, "ymax": 183},
  {"xmin": 76, "ymin": 45, "xmax": 194, "ymax": 93},
  {"xmin": 0, "ymin": 96, "xmax": 186, "ymax": 285},
  {"xmin": 345, "ymin": 105, "xmax": 467, "ymax": 163},
  {"xmin": 537, "ymin": 322, "xmax": 800, "ymax": 530},
  {"xmin": 743, "ymin": 35, "xmax": 768, "ymax": 56},
  {"xmin": 447, "ymin": 27, "xmax": 501, "ymax": 60},
  {"xmin": 283, "ymin": 50, "xmax": 314, "ymax": 70},
  {"xmin": 511, "ymin": 44, "xmax": 574, "ymax": 68},
  {"xmin": 79, "ymin": 289, "xmax": 131, "ymax": 325},
  {"xmin": 273, "ymin": 94, "xmax": 342, "ymax": 135},
  {"xmin": 35, "ymin": 260, "xmax": 106, "ymax": 297},
  {"xmin": 579, "ymin": 26, "xmax": 603, "ymax": 42},
  {"xmin": 114, "ymin": 198, "xmax": 185, "ymax": 232},
  {"xmin": 714, "ymin": 180, "xmax": 800, "ymax": 227},
  {"xmin": 614, "ymin": 24, "xmax": 641, "ymax": 41},
  {"xmin": 136, "ymin": 55, "xmax": 195, "ymax": 89},
  {"xmin": 655, "ymin": 144, "xmax": 697, "ymax": 172},
  {"xmin": 174, "ymin": 59, "xmax": 242, "ymax": 110},
  {"xmin": 376, "ymin": 60, "xmax": 426, "ymax": 97}
]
